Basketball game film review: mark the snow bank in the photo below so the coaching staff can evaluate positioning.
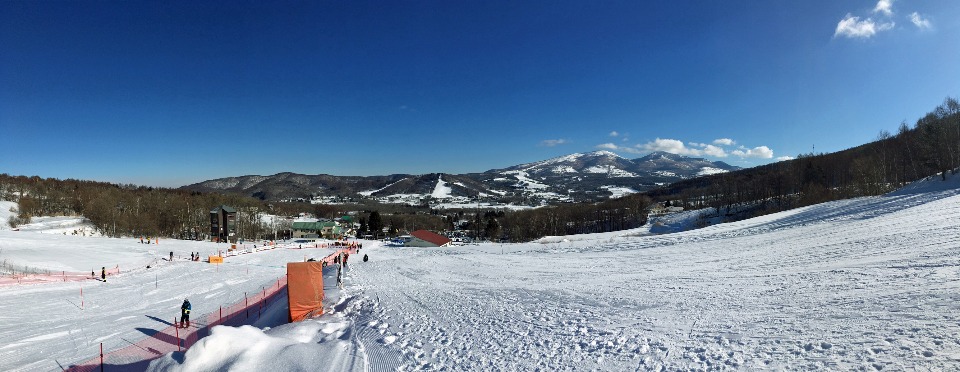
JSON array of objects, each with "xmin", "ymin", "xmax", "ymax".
[
  {"xmin": 148, "ymin": 320, "xmax": 359, "ymax": 371},
  {"xmin": 887, "ymin": 168, "xmax": 960, "ymax": 196}
]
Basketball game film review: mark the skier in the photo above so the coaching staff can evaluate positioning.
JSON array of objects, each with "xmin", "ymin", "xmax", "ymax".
[
  {"xmin": 343, "ymin": 252, "xmax": 349, "ymax": 269},
  {"xmin": 101, "ymin": 267, "xmax": 106, "ymax": 282},
  {"xmin": 169, "ymin": 251, "xmax": 173, "ymax": 261},
  {"xmin": 180, "ymin": 299, "xmax": 192, "ymax": 328}
]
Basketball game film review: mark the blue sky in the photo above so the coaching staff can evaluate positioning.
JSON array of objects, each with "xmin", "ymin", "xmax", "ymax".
[{"xmin": 2, "ymin": 1, "xmax": 958, "ymax": 187}]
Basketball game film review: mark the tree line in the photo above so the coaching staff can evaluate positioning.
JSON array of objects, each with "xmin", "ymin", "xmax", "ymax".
[{"xmin": 646, "ymin": 97, "xmax": 960, "ymax": 219}]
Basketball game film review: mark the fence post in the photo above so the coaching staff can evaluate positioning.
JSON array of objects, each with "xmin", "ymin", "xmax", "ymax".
[
  {"xmin": 175, "ymin": 317, "xmax": 180, "ymax": 351},
  {"xmin": 100, "ymin": 342, "xmax": 103, "ymax": 372},
  {"xmin": 220, "ymin": 306, "xmax": 222, "ymax": 324}
]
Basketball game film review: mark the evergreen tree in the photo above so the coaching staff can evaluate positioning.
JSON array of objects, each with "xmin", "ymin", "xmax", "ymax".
[
  {"xmin": 368, "ymin": 211, "xmax": 383, "ymax": 239},
  {"xmin": 358, "ymin": 217, "xmax": 368, "ymax": 236},
  {"xmin": 484, "ymin": 217, "xmax": 501, "ymax": 242}
]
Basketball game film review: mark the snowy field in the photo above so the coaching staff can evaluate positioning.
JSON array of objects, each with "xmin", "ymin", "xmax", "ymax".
[{"xmin": 2, "ymin": 172, "xmax": 960, "ymax": 370}]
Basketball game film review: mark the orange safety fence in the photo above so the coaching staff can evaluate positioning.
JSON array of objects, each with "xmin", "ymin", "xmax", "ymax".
[
  {"xmin": 282, "ymin": 240, "xmax": 363, "ymax": 250},
  {"xmin": 63, "ymin": 247, "xmax": 356, "ymax": 371},
  {"xmin": 65, "ymin": 275, "xmax": 289, "ymax": 372},
  {"xmin": 0, "ymin": 266, "xmax": 121, "ymax": 287},
  {"xmin": 320, "ymin": 247, "xmax": 358, "ymax": 266}
]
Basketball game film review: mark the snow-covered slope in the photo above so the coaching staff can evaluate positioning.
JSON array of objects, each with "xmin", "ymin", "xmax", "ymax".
[
  {"xmin": 0, "ymin": 200, "xmax": 16, "ymax": 230},
  {"xmin": 3, "ymin": 173, "xmax": 960, "ymax": 371}
]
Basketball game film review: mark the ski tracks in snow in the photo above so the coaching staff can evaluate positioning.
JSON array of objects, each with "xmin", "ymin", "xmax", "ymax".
[{"xmin": 341, "ymin": 187, "xmax": 960, "ymax": 370}]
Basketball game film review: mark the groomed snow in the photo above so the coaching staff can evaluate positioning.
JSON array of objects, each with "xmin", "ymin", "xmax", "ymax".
[
  {"xmin": 697, "ymin": 166, "xmax": 729, "ymax": 176},
  {"xmin": 3, "ymin": 172, "xmax": 960, "ymax": 370},
  {"xmin": 601, "ymin": 185, "xmax": 639, "ymax": 198},
  {"xmin": 431, "ymin": 175, "xmax": 453, "ymax": 199}
]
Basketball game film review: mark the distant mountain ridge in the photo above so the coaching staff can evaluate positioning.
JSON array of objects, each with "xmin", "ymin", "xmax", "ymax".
[{"xmin": 181, "ymin": 151, "xmax": 739, "ymax": 206}]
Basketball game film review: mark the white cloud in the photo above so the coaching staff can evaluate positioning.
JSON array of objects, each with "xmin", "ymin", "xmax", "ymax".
[
  {"xmin": 640, "ymin": 138, "xmax": 695, "ymax": 155},
  {"xmin": 540, "ymin": 139, "xmax": 569, "ymax": 147},
  {"xmin": 609, "ymin": 138, "xmax": 781, "ymax": 160},
  {"xmin": 909, "ymin": 12, "xmax": 931, "ymax": 29},
  {"xmin": 835, "ymin": 14, "xmax": 893, "ymax": 39},
  {"xmin": 702, "ymin": 145, "xmax": 728, "ymax": 158},
  {"xmin": 638, "ymin": 138, "xmax": 728, "ymax": 158},
  {"xmin": 596, "ymin": 143, "xmax": 641, "ymax": 154},
  {"xmin": 732, "ymin": 146, "xmax": 775, "ymax": 159},
  {"xmin": 873, "ymin": 0, "xmax": 894, "ymax": 16},
  {"xmin": 776, "ymin": 156, "xmax": 796, "ymax": 162},
  {"xmin": 597, "ymin": 143, "xmax": 618, "ymax": 150},
  {"xmin": 713, "ymin": 138, "xmax": 735, "ymax": 146},
  {"xmin": 609, "ymin": 131, "xmax": 619, "ymax": 137}
]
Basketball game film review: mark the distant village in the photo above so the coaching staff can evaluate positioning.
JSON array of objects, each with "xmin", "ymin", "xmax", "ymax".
[{"xmin": 210, "ymin": 205, "xmax": 485, "ymax": 249}]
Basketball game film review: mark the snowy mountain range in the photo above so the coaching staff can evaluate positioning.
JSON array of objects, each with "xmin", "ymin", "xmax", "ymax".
[{"xmin": 181, "ymin": 151, "xmax": 739, "ymax": 206}]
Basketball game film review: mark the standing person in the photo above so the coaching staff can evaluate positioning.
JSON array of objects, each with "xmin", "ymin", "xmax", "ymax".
[
  {"xmin": 336, "ymin": 252, "xmax": 343, "ymax": 289},
  {"xmin": 180, "ymin": 299, "xmax": 191, "ymax": 328},
  {"xmin": 343, "ymin": 252, "xmax": 349, "ymax": 269},
  {"xmin": 101, "ymin": 267, "xmax": 106, "ymax": 282},
  {"xmin": 169, "ymin": 251, "xmax": 173, "ymax": 261}
]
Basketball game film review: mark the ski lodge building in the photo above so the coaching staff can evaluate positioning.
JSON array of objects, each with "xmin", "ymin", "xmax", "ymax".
[
  {"xmin": 292, "ymin": 221, "xmax": 343, "ymax": 239},
  {"xmin": 404, "ymin": 230, "xmax": 453, "ymax": 247}
]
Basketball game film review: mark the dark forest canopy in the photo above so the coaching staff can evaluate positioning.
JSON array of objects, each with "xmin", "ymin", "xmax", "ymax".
[{"xmin": 2, "ymin": 97, "xmax": 958, "ymax": 242}]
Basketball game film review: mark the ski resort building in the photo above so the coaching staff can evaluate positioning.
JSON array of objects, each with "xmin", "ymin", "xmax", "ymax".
[
  {"xmin": 406, "ymin": 229, "xmax": 453, "ymax": 247},
  {"xmin": 292, "ymin": 221, "xmax": 342, "ymax": 239},
  {"xmin": 210, "ymin": 205, "xmax": 237, "ymax": 243}
]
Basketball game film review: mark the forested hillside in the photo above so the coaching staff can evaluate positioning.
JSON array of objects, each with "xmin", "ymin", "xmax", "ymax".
[{"xmin": 646, "ymin": 98, "xmax": 960, "ymax": 219}]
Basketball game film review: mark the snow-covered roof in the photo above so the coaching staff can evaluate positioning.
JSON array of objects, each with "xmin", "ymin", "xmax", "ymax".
[{"xmin": 410, "ymin": 229, "xmax": 452, "ymax": 247}]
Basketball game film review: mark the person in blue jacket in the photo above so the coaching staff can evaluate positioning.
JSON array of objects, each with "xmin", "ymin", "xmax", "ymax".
[{"xmin": 180, "ymin": 299, "xmax": 192, "ymax": 328}]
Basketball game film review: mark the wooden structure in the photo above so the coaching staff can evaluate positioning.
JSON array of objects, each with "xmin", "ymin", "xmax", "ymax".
[{"xmin": 210, "ymin": 205, "xmax": 237, "ymax": 243}]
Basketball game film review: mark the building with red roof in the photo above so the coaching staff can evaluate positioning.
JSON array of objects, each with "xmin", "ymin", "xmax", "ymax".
[{"xmin": 407, "ymin": 230, "xmax": 453, "ymax": 247}]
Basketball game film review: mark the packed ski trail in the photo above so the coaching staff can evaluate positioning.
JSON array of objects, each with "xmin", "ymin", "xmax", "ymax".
[
  {"xmin": 345, "ymin": 174, "xmax": 960, "ymax": 370},
  {"xmin": 1, "ymin": 172, "xmax": 959, "ymax": 370}
]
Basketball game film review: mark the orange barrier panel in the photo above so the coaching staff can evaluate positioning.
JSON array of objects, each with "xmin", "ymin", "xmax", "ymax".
[
  {"xmin": 209, "ymin": 256, "xmax": 223, "ymax": 264},
  {"xmin": 287, "ymin": 261, "xmax": 325, "ymax": 322}
]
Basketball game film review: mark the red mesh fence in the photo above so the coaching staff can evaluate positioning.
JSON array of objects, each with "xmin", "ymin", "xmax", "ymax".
[
  {"xmin": 63, "ymin": 246, "xmax": 358, "ymax": 371},
  {"xmin": 0, "ymin": 239, "xmax": 363, "ymax": 287},
  {"xmin": 65, "ymin": 275, "xmax": 289, "ymax": 371},
  {"xmin": 0, "ymin": 266, "xmax": 121, "ymax": 287}
]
